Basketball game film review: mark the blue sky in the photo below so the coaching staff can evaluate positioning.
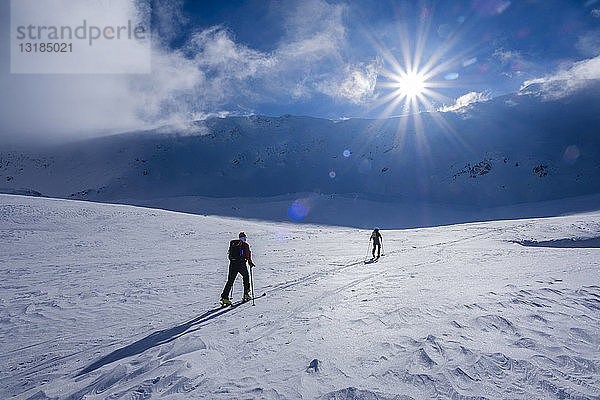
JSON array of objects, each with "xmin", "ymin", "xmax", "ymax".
[
  {"xmin": 147, "ymin": 0, "xmax": 600, "ymax": 118},
  {"xmin": 1, "ymin": 0, "xmax": 599, "ymax": 139}
]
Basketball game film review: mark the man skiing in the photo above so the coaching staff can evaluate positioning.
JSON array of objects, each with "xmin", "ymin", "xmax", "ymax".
[
  {"xmin": 220, "ymin": 232, "xmax": 255, "ymax": 306},
  {"xmin": 370, "ymin": 228, "xmax": 383, "ymax": 259}
]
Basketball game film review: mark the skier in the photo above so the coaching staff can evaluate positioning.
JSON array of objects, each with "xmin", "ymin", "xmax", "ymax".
[
  {"xmin": 220, "ymin": 232, "xmax": 255, "ymax": 306},
  {"xmin": 370, "ymin": 228, "xmax": 383, "ymax": 259}
]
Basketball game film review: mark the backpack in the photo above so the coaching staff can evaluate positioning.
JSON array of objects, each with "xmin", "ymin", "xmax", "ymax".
[
  {"xmin": 371, "ymin": 231, "xmax": 380, "ymax": 242},
  {"xmin": 228, "ymin": 239, "xmax": 244, "ymax": 261}
]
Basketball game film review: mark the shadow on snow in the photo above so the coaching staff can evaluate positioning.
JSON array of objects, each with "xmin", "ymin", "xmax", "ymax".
[
  {"xmin": 77, "ymin": 304, "xmax": 234, "ymax": 377},
  {"xmin": 516, "ymin": 237, "xmax": 600, "ymax": 248}
]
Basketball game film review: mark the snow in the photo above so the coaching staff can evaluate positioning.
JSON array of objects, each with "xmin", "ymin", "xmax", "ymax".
[
  {"xmin": 1, "ymin": 84, "xmax": 600, "ymax": 222},
  {"xmin": 1, "ymin": 194, "xmax": 599, "ymax": 399}
]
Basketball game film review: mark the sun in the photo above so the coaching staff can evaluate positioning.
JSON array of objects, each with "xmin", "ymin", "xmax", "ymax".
[
  {"xmin": 371, "ymin": 17, "xmax": 468, "ymax": 117},
  {"xmin": 375, "ymin": 58, "xmax": 442, "ymax": 115},
  {"xmin": 396, "ymin": 71, "xmax": 427, "ymax": 99},
  {"xmin": 376, "ymin": 65, "xmax": 436, "ymax": 115},
  {"xmin": 363, "ymin": 7, "xmax": 476, "ymax": 169}
]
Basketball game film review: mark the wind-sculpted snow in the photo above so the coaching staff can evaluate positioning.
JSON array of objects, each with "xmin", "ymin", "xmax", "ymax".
[
  {"xmin": 0, "ymin": 194, "xmax": 599, "ymax": 399},
  {"xmin": 518, "ymin": 237, "xmax": 600, "ymax": 248},
  {"xmin": 321, "ymin": 387, "xmax": 414, "ymax": 399}
]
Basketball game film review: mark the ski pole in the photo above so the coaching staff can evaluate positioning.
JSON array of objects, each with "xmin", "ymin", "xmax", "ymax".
[
  {"xmin": 365, "ymin": 240, "xmax": 371, "ymax": 260},
  {"xmin": 381, "ymin": 241, "xmax": 384, "ymax": 256},
  {"xmin": 249, "ymin": 265, "xmax": 256, "ymax": 306}
]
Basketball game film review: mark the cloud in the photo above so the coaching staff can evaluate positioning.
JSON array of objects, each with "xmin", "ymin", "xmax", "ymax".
[
  {"xmin": 493, "ymin": 49, "xmax": 521, "ymax": 63},
  {"xmin": 520, "ymin": 55, "xmax": 600, "ymax": 99},
  {"xmin": 493, "ymin": 48, "xmax": 528, "ymax": 76},
  {"xmin": 593, "ymin": 9, "xmax": 600, "ymax": 17},
  {"xmin": 576, "ymin": 30, "xmax": 600, "ymax": 57},
  {"xmin": 190, "ymin": 27, "xmax": 275, "ymax": 80},
  {"xmin": 316, "ymin": 60, "xmax": 381, "ymax": 104},
  {"xmin": 280, "ymin": 0, "xmax": 346, "ymax": 46},
  {"xmin": 152, "ymin": 0, "xmax": 188, "ymax": 46},
  {"xmin": 439, "ymin": 91, "xmax": 490, "ymax": 112},
  {"xmin": 140, "ymin": 1, "xmax": 351, "ymax": 122},
  {"xmin": 0, "ymin": 74, "xmax": 141, "ymax": 140},
  {"xmin": 0, "ymin": 0, "xmax": 377, "ymax": 141}
]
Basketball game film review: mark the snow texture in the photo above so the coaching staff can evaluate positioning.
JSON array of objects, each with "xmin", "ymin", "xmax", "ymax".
[{"xmin": 1, "ymin": 194, "xmax": 599, "ymax": 399}]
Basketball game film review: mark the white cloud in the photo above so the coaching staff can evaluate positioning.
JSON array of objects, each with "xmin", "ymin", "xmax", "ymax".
[
  {"xmin": 281, "ymin": 0, "xmax": 346, "ymax": 45},
  {"xmin": 148, "ymin": 3, "xmax": 350, "ymax": 118},
  {"xmin": 190, "ymin": 27, "xmax": 275, "ymax": 80},
  {"xmin": 493, "ymin": 49, "xmax": 522, "ymax": 63},
  {"xmin": 576, "ymin": 30, "xmax": 600, "ymax": 57},
  {"xmin": 520, "ymin": 55, "xmax": 600, "ymax": 99},
  {"xmin": 592, "ymin": 9, "xmax": 600, "ymax": 17},
  {"xmin": 317, "ymin": 60, "xmax": 381, "ymax": 104},
  {"xmin": 439, "ymin": 91, "xmax": 490, "ymax": 112},
  {"xmin": 0, "ymin": 0, "xmax": 378, "ymax": 141},
  {"xmin": 493, "ymin": 48, "xmax": 528, "ymax": 76}
]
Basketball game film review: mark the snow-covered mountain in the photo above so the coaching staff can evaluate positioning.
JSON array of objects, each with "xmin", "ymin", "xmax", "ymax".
[
  {"xmin": 2, "ymin": 84, "xmax": 599, "ymax": 399},
  {"xmin": 1, "ymin": 84, "xmax": 599, "ymax": 227},
  {"xmin": 1, "ymin": 194, "xmax": 599, "ymax": 399}
]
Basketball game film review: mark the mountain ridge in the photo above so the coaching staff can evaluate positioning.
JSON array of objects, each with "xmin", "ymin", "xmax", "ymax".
[{"xmin": 1, "ymin": 83, "xmax": 599, "ymax": 226}]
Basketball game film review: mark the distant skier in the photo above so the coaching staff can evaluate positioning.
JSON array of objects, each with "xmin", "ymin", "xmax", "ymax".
[
  {"xmin": 220, "ymin": 232, "xmax": 255, "ymax": 306},
  {"xmin": 370, "ymin": 228, "xmax": 383, "ymax": 259}
]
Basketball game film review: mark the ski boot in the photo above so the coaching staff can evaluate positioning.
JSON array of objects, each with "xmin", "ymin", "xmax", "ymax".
[
  {"xmin": 220, "ymin": 297, "xmax": 232, "ymax": 307},
  {"xmin": 242, "ymin": 292, "xmax": 252, "ymax": 302}
]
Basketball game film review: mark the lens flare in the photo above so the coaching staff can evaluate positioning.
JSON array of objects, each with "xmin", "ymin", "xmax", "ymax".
[
  {"xmin": 564, "ymin": 145, "xmax": 580, "ymax": 164},
  {"xmin": 288, "ymin": 201, "xmax": 308, "ymax": 221}
]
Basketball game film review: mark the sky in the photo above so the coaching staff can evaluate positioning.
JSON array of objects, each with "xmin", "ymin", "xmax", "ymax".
[{"xmin": 0, "ymin": 0, "xmax": 599, "ymax": 141}]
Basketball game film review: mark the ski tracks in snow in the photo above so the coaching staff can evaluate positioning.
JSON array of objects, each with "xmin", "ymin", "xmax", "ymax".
[
  {"xmin": 183, "ymin": 224, "xmax": 517, "ymax": 398},
  {"xmin": 44, "ymin": 223, "xmax": 503, "ymax": 399},
  {"xmin": 2, "ymin": 195, "xmax": 599, "ymax": 399}
]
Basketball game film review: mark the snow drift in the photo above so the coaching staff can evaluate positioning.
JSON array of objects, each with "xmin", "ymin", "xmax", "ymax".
[{"xmin": 1, "ymin": 194, "xmax": 598, "ymax": 399}]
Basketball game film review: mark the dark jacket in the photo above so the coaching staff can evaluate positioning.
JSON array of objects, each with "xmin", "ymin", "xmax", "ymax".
[{"xmin": 370, "ymin": 230, "xmax": 382, "ymax": 244}]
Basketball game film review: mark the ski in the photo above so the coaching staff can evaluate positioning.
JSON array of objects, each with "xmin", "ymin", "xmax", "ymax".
[
  {"xmin": 232, "ymin": 292, "xmax": 266, "ymax": 307},
  {"xmin": 221, "ymin": 292, "xmax": 266, "ymax": 308}
]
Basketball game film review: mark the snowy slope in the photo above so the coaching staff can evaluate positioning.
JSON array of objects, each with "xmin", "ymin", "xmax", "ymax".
[
  {"xmin": 1, "ymin": 83, "xmax": 599, "ymax": 228},
  {"xmin": 1, "ymin": 194, "xmax": 599, "ymax": 399}
]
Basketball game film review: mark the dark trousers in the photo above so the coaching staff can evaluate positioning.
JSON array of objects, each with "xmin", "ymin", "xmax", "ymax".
[
  {"xmin": 372, "ymin": 242, "xmax": 381, "ymax": 257},
  {"xmin": 221, "ymin": 261, "xmax": 250, "ymax": 299}
]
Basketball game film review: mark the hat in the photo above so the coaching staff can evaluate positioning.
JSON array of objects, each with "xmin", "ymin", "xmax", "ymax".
[{"xmin": 239, "ymin": 232, "xmax": 246, "ymax": 238}]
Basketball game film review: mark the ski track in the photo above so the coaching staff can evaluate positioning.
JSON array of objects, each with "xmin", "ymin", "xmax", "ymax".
[{"xmin": 0, "ymin": 195, "xmax": 599, "ymax": 399}]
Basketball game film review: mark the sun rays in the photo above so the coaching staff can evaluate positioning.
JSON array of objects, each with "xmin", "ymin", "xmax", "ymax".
[
  {"xmin": 374, "ymin": 36, "xmax": 462, "ymax": 118},
  {"xmin": 365, "ymin": 14, "xmax": 480, "ymax": 165}
]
